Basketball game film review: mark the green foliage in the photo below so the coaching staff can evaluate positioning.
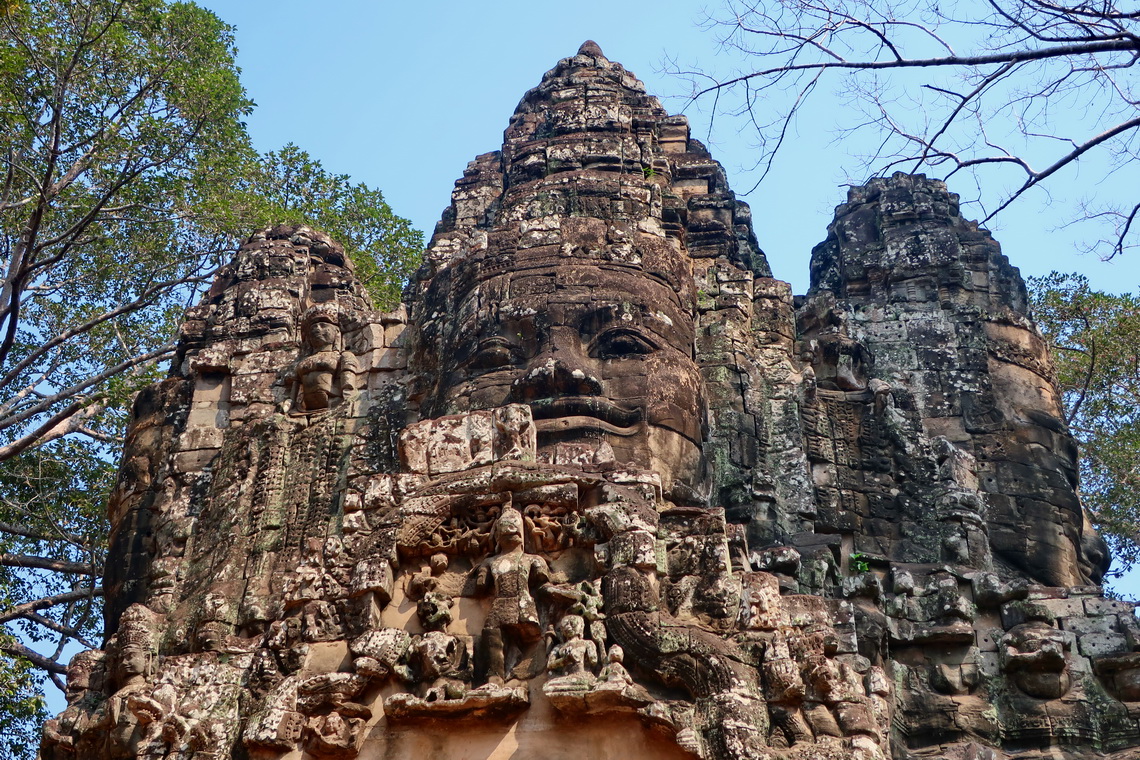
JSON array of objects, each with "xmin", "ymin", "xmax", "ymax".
[
  {"xmin": 0, "ymin": 0, "xmax": 422, "ymax": 745},
  {"xmin": 0, "ymin": 635, "xmax": 47, "ymax": 760},
  {"xmin": 0, "ymin": 0, "xmax": 256, "ymax": 459},
  {"xmin": 0, "ymin": 440, "xmax": 115, "ymax": 757},
  {"xmin": 1, "ymin": 0, "xmax": 422, "ymax": 466},
  {"xmin": 0, "ymin": 5, "xmax": 256, "ymax": 731},
  {"xmin": 1029, "ymin": 273, "xmax": 1140, "ymax": 572},
  {"xmin": 849, "ymin": 552, "xmax": 871, "ymax": 574},
  {"xmin": 230, "ymin": 145, "xmax": 423, "ymax": 309}
]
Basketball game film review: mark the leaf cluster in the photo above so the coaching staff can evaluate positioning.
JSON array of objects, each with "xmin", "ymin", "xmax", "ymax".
[
  {"xmin": 221, "ymin": 144, "xmax": 424, "ymax": 309},
  {"xmin": 0, "ymin": 0, "xmax": 255, "ymax": 462},
  {"xmin": 0, "ymin": 634, "xmax": 46, "ymax": 760},
  {"xmin": 0, "ymin": 0, "xmax": 423, "ymax": 743},
  {"xmin": 1029, "ymin": 272, "xmax": 1140, "ymax": 571}
]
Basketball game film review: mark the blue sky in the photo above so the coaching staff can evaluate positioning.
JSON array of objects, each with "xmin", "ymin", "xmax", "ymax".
[{"xmin": 197, "ymin": 0, "xmax": 1140, "ymax": 296}]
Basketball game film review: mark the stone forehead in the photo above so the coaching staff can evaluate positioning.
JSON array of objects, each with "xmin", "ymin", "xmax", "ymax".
[
  {"xmin": 69, "ymin": 649, "xmax": 106, "ymax": 670},
  {"xmin": 455, "ymin": 262, "xmax": 689, "ymax": 311},
  {"xmin": 434, "ymin": 242, "xmax": 691, "ymax": 316}
]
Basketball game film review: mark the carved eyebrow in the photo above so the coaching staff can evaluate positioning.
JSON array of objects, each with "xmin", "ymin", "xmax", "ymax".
[
  {"xmin": 577, "ymin": 305, "xmax": 677, "ymax": 339},
  {"xmin": 477, "ymin": 335, "xmax": 517, "ymax": 348},
  {"xmin": 588, "ymin": 326, "xmax": 662, "ymax": 357}
]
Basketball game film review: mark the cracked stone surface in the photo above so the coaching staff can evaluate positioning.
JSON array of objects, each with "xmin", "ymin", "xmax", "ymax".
[{"xmin": 42, "ymin": 41, "xmax": 1140, "ymax": 760}]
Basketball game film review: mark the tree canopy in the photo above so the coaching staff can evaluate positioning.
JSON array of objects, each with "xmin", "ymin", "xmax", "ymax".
[
  {"xmin": 0, "ymin": 2, "xmax": 422, "ymax": 750},
  {"xmin": 1029, "ymin": 273, "xmax": 1140, "ymax": 575},
  {"xmin": 236, "ymin": 144, "xmax": 423, "ymax": 309}
]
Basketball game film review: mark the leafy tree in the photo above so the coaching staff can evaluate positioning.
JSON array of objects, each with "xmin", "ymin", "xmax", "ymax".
[
  {"xmin": 0, "ymin": 1, "xmax": 422, "ymax": 748},
  {"xmin": 235, "ymin": 144, "xmax": 423, "ymax": 308},
  {"xmin": 0, "ymin": 5, "xmax": 250, "ymax": 740},
  {"xmin": 1029, "ymin": 272, "xmax": 1140, "ymax": 572},
  {"xmin": 0, "ymin": 636, "xmax": 45, "ymax": 759},
  {"xmin": 684, "ymin": 0, "xmax": 1140, "ymax": 257},
  {"xmin": 0, "ymin": 0, "xmax": 252, "ymax": 462}
]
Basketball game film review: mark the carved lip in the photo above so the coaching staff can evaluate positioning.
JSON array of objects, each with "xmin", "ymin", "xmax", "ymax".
[{"xmin": 528, "ymin": 396, "xmax": 643, "ymax": 436}]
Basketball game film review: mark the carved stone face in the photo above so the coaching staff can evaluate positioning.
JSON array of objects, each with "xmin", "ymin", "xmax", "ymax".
[
  {"xmin": 559, "ymin": 614, "xmax": 585, "ymax": 641},
  {"xmin": 425, "ymin": 258, "xmax": 705, "ymax": 487},
  {"xmin": 114, "ymin": 644, "xmax": 149, "ymax": 688},
  {"xmin": 64, "ymin": 650, "xmax": 104, "ymax": 705},
  {"xmin": 493, "ymin": 507, "xmax": 525, "ymax": 551},
  {"xmin": 305, "ymin": 319, "xmax": 340, "ymax": 352},
  {"xmin": 195, "ymin": 621, "xmax": 227, "ymax": 653}
]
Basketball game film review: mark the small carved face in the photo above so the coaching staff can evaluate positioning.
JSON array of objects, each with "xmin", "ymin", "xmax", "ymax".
[
  {"xmin": 422, "ymin": 634, "xmax": 459, "ymax": 678},
  {"xmin": 493, "ymin": 508, "xmax": 525, "ymax": 550},
  {"xmin": 427, "ymin": 262, "xmax": 705, "ymax": 485},
  {"xmin": 195, "ymin": 621, "xmax": 227, "ymax": 652},
  {"xmin": 429, "ymin": 553, "xmax": 449, "ymax": 575},
  {"xmin": 559, "ymin": 614, "xmax": 585, "ymax": 641},
  {"xmin": 305, "ymin": 319, "xmax": 340, "ymax": 351},
  {"xmin": 116, "ymin": 645, "xmax": 149, "ymax": 683},
  {"xmin": 64, "ymin": 651, "xmax": 104, "ymax": 704},
  {"xmin": 416, "ymin": 591, "xmax": 454, "ymax": 631}
]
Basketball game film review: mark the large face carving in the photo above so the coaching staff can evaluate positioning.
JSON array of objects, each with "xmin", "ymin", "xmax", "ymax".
[{"xmin": 421, "ymin": 249, "xmax": 706, "ymax": 489}]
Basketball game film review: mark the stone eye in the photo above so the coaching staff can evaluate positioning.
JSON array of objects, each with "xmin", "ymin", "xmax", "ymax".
[
  {"xmin": 469, "ymin": 338, "xmax": 517, "ymax": 370},
  {"xmin": 591, "ymin": 328, "xmax": 658, "ymax": 359}
]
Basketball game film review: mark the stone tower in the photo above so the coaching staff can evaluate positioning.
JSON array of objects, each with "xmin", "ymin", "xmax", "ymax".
[{"xmin": 41, "ymin": 42, "xmax": 1140, "ymax": 760}]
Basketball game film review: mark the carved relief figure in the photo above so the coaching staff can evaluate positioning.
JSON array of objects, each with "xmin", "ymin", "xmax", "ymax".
[
  {"xmin": 405, "ymin": 630, "xmax": 471, "ymax": 702},
  {"xmin": 41, "ymin": 650, "xmax": 107, "ymax": 759},
  {"xmin": 283, "ymin": 303, "xmax": 359, "ymax": 414},
  {"xmin": 546, "ymin": 615, "xmax": 598, "ymax": 682},
  {"xmin": 548, "ymin": 579, "xmax": 607, "ymax": 663},
  {"xmin": 102, "ymin": 604, "xmax": 162, "ymax": 756},
  {"xmin": 472, "ymin": 505, "xmax": 551, "ymax": 685}
]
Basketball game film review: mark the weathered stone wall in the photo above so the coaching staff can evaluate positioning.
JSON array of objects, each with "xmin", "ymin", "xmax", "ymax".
[
  {"xmin": 800, "ymin": 174, "xmax": 1107, "ymax": 588},
  {"xmin": 40, "ymin": 42, "xmax": 1140, "ymax": 760}
]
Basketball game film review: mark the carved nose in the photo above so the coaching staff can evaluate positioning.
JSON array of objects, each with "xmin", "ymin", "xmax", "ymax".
[{"xmin": 509, "ymin": 356, "xmax": 603, "ymax": 402}]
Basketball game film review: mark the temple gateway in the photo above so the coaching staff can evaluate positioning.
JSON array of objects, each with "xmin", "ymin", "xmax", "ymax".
[{"xmin": 40, "ymin": 41, "xmax": 1140, "ymax": 760}]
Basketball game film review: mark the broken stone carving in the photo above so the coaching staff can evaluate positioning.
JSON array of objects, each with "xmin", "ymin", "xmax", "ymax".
[{"xmin": 43, "ymin": 40, "xmax": 1140, "ymax": 760}]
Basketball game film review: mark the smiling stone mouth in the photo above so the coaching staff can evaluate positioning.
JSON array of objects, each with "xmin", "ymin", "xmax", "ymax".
[{"xmin": 528, "ymin": 397, "xmax": 643, "ymax": 436}]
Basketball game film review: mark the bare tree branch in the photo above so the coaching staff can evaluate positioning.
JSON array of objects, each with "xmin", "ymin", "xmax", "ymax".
[
  {"xmin": 0, "ymin": 517, "xmax": 88, "ymax": 547},
  {"xmin": 0, "ymin": 641, "xmax": 67, "ymax": 675},
  {"xmin": 0, "ymin": 554, "xmax": 96, "ymax": 575},
  {"xmin": 15, "ymin": 612, "xmax": 97, "ymax": 649},
  {"xmin": 0, "ymin": 587, "xmax": 103, "ymax": 626},
  {"xmin": 691, "ymin": 37, "xmax": 1137, "ymax": 98},
  {"xmin": 684, "ymin": 0, "xmax": 1140, "ymax": 259},
  {"xmin": 0, "ymin": 341, "xmax": 174, "ymax": 448}
]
